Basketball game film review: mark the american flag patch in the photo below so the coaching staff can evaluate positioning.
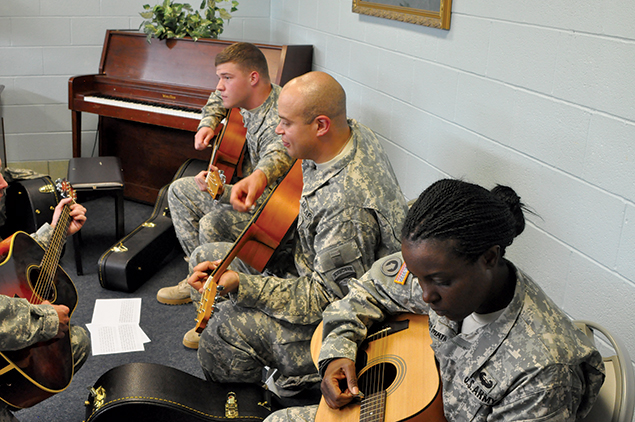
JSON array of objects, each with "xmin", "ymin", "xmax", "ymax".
[{"xmin": 394, "ymin": 263, "xmax": 409, "ymax": 285}]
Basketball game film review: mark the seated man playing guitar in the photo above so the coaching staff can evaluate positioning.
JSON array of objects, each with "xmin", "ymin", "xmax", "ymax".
[
  {"xmin": 265, "ymin": 179, "xmax": 605, "ymax": 422},
  {"xmin": 158, "ymin": 42, "xmax": 295, "ymax": 332},
  {"xmin": 0, "ymin": 161, "xmax": 90, "ymax": 422},
  {"xmin": 188, "ymin": 71, "xmax": 409, "ymax": 397}
]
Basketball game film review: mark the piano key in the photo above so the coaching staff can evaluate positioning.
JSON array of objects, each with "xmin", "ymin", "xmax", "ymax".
[{"xmin": 84, "ymin": 95, "xmax": 202, "ymax": 120}]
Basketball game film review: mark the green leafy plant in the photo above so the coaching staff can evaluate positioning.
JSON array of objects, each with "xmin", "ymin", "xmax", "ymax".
[{"xmin": 140, "ymin": 0, "xmax": 239, "ymax": 42}]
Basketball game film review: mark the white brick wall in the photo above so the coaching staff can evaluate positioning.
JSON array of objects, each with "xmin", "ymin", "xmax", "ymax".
[
  {"xmin": 270, "ymin": 0, "xmax": 635, "ymax": 394},
  {"xmin": 0, "ymin": 0, "xmax": 270, "ymax": 161},
  {"xmin": 1, "ymin": 1, "xmax": 634, "ymax": 415}
]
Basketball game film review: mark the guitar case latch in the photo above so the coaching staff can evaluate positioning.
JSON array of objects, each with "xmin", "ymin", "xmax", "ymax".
[
  {"xmin": 110, "ymin": 242, "xmax": 128, "ymax": 253},
  {"xmin": 85, "ymin": 385, "xmax": 106, "ymax": 410},
  {"xmin": 225, "ymin": 391, "xmax": 238, "ymax": 418}
]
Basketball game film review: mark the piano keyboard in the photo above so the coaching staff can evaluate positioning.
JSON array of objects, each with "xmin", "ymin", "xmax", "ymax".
[{"xmin": 84, "ymin": 95, "xmax": 202, "ymax": 120}]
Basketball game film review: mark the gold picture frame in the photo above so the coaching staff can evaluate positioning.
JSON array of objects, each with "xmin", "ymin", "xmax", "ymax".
[{"xmin": 352, "ymin": 0, "xmax": 452, "ymax": 30}]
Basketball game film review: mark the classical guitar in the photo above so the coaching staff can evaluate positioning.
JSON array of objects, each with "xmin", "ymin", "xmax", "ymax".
[
  {"xmin": 310, "ymin": 314, "xmax": 447, "ymax": 422},
  {"xmin": 195, "ymin": 159, "xmax": 303, "ymax": 333},
  {"xmin": 0, "ymin": 179, "xmax": 78, "ymax": 409},
  {"xmin": 205, "ymin": 108, "xmax": 248, "ymax": 200}
]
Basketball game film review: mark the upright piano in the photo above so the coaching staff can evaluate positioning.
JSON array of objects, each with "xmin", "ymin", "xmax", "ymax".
[{"xmin": 69, "ymin": 30, "xmax": 312, "ymax": 203}]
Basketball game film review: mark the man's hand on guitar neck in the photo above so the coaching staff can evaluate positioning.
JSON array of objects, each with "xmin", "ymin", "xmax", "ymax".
[
  {"xmin": 188, "ymin": 260, "xmax": 240, "ymax": 295},
  {"xmin": 195, "ymin": 126, "xmax": 216, "ymax": 150},
  {"xmin": 51, "ymin": 198, "xmax": 87, "ymax": 236},
  {"xmin": 322, "ymin": 358, "xmax": 361, "ymax": 409},
  {"xmin": 230, "ymin": 169, "xmax": 268, "ymax": 212},
  {"xmin": 194, "ymin": 168, "xmax": 219, "ymax": 193}
]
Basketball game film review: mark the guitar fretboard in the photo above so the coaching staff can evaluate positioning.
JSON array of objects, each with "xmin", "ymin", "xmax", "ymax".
[{"xmin": 359, "ymin": 391, "xmax": 387, "ymax": 422}]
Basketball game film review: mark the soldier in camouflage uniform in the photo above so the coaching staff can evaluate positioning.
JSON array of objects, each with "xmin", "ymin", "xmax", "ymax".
[
  {"xmin": 0, "ymin": 164, "xmax": 90, "ymax": 422},
  {"xmin": 266, "ymin": 179, "xmax": 605, "ymax": 422},
  {"xmin": 157, "ymin": 42, "xmax": 294, "ymax": 321},
  {"xmin": 187, "ymin": 72, "xmax": 408, "ymax": 392}
]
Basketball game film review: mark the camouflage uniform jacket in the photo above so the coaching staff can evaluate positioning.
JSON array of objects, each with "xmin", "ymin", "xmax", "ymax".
[
  {"xmin": 198, "ymin": 85, "xmax": 294, "ymax": 202},
  {"xmin": 319, "ymin": 252, "xmax": 605, "ymax": 422},
  {"xmin": 0, "ymin": 224, "xmax": 59, "ymax": 351},
  {"xmin": 232, "ymin": 119, "xmax": 408, "ymax": 326}
]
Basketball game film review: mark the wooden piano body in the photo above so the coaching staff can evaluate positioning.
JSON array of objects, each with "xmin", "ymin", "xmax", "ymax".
[{"xmin": 69, "ymin": 30, "xmax": 312, "ymax": 203}]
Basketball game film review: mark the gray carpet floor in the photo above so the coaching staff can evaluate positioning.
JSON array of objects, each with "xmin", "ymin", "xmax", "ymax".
[{"xmin": 16, "ymin": 196, "xmax": 204, "ymax": 422}]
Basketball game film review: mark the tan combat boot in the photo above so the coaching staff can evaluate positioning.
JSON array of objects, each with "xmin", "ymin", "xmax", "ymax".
[
  {"xmin": 183, "ymin": 327, "xmax": 200, "ymax": 349},
  {"xmin": 156, "ymin": 279, "xmax": 192, "ymax": 305}
]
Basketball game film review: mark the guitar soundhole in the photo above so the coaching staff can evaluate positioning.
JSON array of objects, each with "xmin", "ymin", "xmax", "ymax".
[
  {"xmin": 358, "ymin": 362, "xmax": 397, "ymax": 395},
  {"xmin": 27, "ymin": 267, "xmax": 56, "ymax": 302}
]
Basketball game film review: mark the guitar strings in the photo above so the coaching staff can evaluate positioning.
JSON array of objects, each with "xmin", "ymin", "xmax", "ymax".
[
  {"xmin": 360, "ymin": 323, "xmax": 389, "ymax": 421},
  {"xmin": 197, "ymin": 160, "xmax": 300, "ymax": 329},
  {"xmin": 33, "ymin": 206, "xmax": 68, "ymax": 302},
  {"xmin": 33, "ymin": 203, "xmax": 72, "ymax": 305}
]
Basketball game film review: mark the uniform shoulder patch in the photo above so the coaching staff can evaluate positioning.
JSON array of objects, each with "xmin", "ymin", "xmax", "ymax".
[
  {"xmin": 393, "ymin": 263, "xmax": 410, "ymax": 285},
  {"xmin": 332, "ymin": 265, "xmax": 356, "ymax": 283},
  {"xmin": 381, "ymin": 257, "xmax": 402, "ymax": 277}
]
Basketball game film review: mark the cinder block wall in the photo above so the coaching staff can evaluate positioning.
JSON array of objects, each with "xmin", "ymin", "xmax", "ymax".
[
  {"xmin": 2, "ymin": 1, "xmax": 635, "ymax": 414},
  {"xmin": 0, "ymin": 0, "xmax": 270, "ymax": 165},
  {"xmin": 269, "ymin": 0, "xmax": 635, "ymax": 389}
]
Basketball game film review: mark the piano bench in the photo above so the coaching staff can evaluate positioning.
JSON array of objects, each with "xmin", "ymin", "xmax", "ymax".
[{"xmin": 67, "ymin": 156, "xmax": 125, "ymax": 276}]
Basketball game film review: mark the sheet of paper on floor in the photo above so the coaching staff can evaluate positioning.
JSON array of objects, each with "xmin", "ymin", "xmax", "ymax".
[{"xmin": 86, "ymin": 298, "xmax": 150, "ymax": 355}]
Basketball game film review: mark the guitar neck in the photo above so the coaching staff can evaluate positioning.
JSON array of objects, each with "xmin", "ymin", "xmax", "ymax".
[
  {"xmin": 195, "ymin": 159, "xmax": 302, "ymax": 333},
  {"xmin": 42, "ymin": 204, "xmax": 72, "ymax": 268},
  {"xmin": 360, "ymin": 391, "xmax": 387, "ymax": 422},
  {"xmin": 194, "ymin": 214, "xmax": 263, "ymax": 333},
  {"xmin": 208, "ymin": 120, "xmax": 225, "ymax": 169},
  {"xmin": 33, "ymin": 179, "xmax": 76, "ymax": 305}
]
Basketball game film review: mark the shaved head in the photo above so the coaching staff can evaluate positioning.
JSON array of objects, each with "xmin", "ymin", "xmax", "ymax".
[
  {"xmin": 277, "ymin": 71, "xmax": 352, "ymax": 163},
  {"xmin": 282, "ymin": 71, "xmax": 347, "ymax": 125}
]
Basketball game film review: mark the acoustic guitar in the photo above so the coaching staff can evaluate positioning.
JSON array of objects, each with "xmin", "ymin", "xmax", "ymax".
[
  {"xmin": 310, "ymin": 314, "xmax": 447, "ymax": 422},
  {"xmin": 0, "ymin": 180, "xmax": 78, "ymax": 409},
  {"xmin": 195, "ymin": 159, "xmax": 303, "ymax": 333},
  {"xmin": 205, "ymin": 108, "xmax": 248, "ymax": 200}
]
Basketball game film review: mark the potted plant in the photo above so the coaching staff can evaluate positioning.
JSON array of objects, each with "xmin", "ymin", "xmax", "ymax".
[{"xmin": 140, "ymin": 0, "xmax": 239, "ymax": 42}]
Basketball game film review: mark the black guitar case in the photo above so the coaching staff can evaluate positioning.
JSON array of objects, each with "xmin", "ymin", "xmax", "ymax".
[
  {"xmin": 97, "ymin": 159, "xmax": 208, "ymax": 292},
  {"xmin": 0, "ymin": 176, "xmax": 60, "ymax": 239},
  {"xmin": 84, "ymin": 363, "xmax": 272, "ymax": 422}
]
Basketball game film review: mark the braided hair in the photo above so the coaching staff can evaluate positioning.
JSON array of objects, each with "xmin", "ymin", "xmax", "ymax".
[{"xmin": 402, "ymin": 179, "xmax": 528, "ymax": 263}]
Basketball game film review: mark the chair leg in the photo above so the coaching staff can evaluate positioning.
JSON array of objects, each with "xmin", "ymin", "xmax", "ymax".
[
  {"xmin": 115, "ymin": 190, "xmax": 125, "ymax": 239},
  {"xmin": 73, "ymin": 231, "xmax": 83, "ymax": 276}
]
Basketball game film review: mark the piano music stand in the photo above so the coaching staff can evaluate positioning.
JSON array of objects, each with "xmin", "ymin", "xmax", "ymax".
[{"xmin": 67, "ymin": 156, "xmax": 125, "ymax": 275}]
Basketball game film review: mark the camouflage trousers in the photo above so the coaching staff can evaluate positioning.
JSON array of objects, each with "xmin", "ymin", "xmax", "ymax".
[
  {"xmin": 264, "ymin": 405, "xmax": 318, "ymax": 422},
  {"xmin": 0, "ymin": 325, "xmax": 90, "ymax": 421},
  {"xmin": 167, "ymin": 176, "xmax": 257, "ymax": 256},
  {"xmin": 190, "ymin": 242, "xmax": 320, "ymax": 386},
  {"xmin": 71, "ymin": 325, "xmax": 91, "ymax": 373}
]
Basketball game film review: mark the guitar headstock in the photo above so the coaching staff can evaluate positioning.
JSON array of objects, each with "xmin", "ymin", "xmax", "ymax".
[
  {"xmin": 55, "ymin": 178, "xmax": 77, "ymax": 203},
  {"xmin": 206, "ymin": 170, "xmax": 226, "ymax": 200},
  {"xmin": 195, "ymin": 281, "xmax": 222, "ymax": 333}
]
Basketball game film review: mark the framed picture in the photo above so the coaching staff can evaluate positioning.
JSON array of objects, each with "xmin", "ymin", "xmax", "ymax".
[{"xmin": 352, "ymin": 0, "xmax": 452, "ymax": 30}]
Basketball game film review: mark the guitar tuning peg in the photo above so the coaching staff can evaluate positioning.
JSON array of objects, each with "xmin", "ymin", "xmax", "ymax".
[{"xmin": 53, "ymin": 178, "xmax": 73, "ymax": 199}]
